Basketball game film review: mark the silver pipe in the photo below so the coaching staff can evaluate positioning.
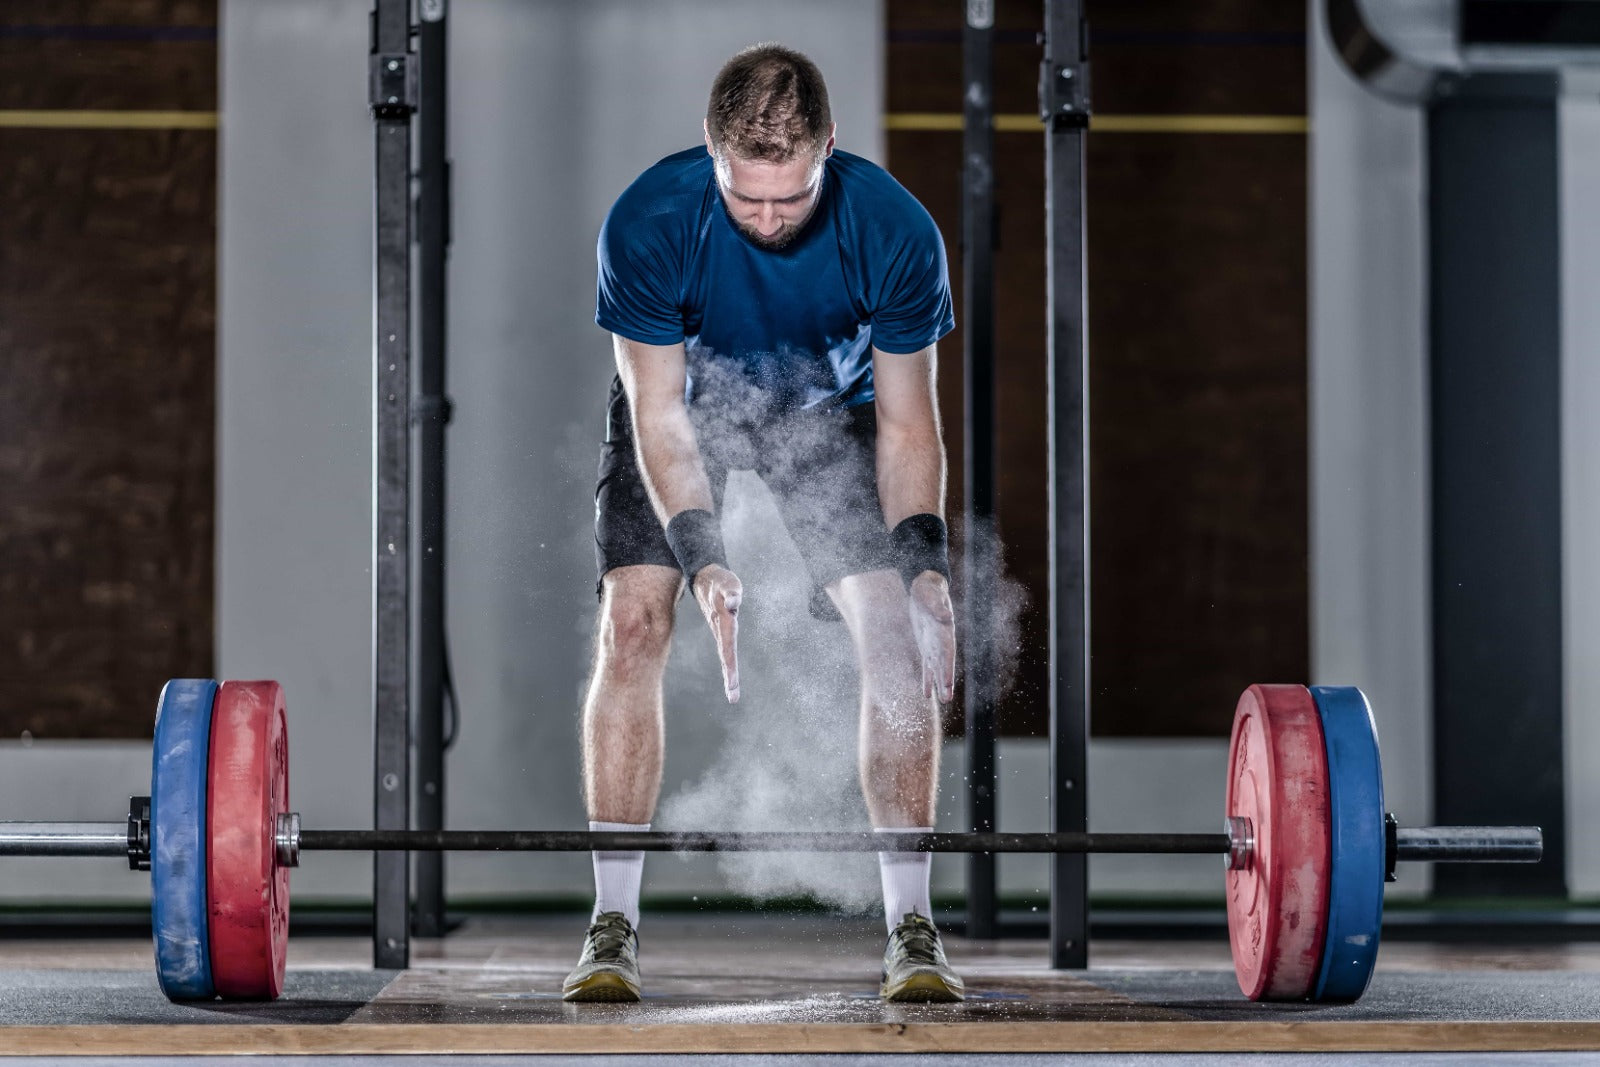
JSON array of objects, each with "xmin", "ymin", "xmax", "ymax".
[
  {"xmin": 1396, "ymin": 826, "xmax": 1543, "ymax": 863},
  {"xmin": 0, "ymin": 822, "xmax": 128, "ymax": 857}
]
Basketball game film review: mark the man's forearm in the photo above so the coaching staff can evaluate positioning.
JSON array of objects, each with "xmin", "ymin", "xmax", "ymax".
[
  {"xmin": 631, "ymin": 401, "xmax": 716, "ymax": 525},
  {"xmin": 876, "ymin": 421, "xmax": 946, "ymax": 528}
]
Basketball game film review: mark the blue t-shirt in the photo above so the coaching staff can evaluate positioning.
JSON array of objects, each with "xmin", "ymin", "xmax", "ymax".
[{"xmin": 595, "ymin": 147, "xmax": 954, "ymax": 413}]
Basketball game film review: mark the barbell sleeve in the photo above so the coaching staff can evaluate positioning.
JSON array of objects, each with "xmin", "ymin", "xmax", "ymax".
[
  {"xmin": 1393, "ymin": 826, "xmax": 1543, "ymax": 864},
  {"xmin": 0, "ymin": 822, "xmax": 129, "ymax": 858}
]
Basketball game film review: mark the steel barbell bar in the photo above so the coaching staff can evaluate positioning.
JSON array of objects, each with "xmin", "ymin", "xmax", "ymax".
[{"xmin": 0, "ymin": 806, "xmax": 1545, "ymax": 871}]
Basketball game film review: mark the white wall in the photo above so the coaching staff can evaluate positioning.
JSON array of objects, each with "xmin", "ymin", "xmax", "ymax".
[
  {"xmin": 1561, "ymin": 75, "xmax": 1600, "ymax": 897},
  {"xmin": 1307, "ymin": 0, "xmax": 1432, "ymax": 896},
  {"xmin": 1309, "ymin": 5, "xmax": 1600, "ymax": 897}
]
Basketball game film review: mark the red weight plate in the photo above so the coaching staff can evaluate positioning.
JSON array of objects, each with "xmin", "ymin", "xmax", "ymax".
[
  {"xmin": 207, "ymin": 680, "xmax": 290, "ymax": 999},
  {"xmin": 1225, "ymin": 684, "xmax": 1331, "ymax": 1001}
]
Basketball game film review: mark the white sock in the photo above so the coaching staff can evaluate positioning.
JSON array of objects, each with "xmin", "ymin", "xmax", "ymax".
[
  {"xmin": 876, "ymin": 826, "xmax": 934, "ymax": 933},
  {"xmin": 590, "ymin": 820, "xmax": 648, "ymax": 928}
]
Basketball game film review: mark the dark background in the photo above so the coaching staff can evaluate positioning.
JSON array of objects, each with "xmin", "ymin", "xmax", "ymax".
[
  {"xmin": 0, "ymin": 1, "xmax": 217, "ymax": 739},
  {"xmin": 886, "ymin": 0, "xmax": 1308, "ymax": 738}
]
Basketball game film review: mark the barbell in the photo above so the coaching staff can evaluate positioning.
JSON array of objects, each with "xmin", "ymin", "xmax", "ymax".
[{"xmin": 0, "ymin": 679, "xmax": 1542, "ymax": 1005}]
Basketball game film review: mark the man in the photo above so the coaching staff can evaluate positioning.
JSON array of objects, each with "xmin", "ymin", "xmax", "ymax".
[{"xmin": 565, "ymin": 43, "xmax": 962, "ymax": 1004}]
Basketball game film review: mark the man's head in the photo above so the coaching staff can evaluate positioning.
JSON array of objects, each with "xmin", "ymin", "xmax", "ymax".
[{"xmin": 704, "ymin": 44, "xmax": 836, "ymax": 251}]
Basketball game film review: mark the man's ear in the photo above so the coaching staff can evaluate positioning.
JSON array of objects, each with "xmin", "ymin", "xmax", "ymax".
[
  {"xmin": 704, "ymin": 119, "xmax": 714, "ymax": 156},
  {"xmin": 823, "ymin": 124, "xmax": 837, "ymax": 157}
]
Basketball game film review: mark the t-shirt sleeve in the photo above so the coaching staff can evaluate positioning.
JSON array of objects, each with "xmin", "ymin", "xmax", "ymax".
[
  {"xmin": 869, "ymin": 212, "xmax": 956, "ymax": 355},
  {"xmin": 595, "ymin": 207, "xmax": 685, "ymax": 346}
]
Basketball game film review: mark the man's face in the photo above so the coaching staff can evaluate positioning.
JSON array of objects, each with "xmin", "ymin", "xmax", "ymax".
[{"xmin": 707, "ymin": 126, "xmax": 836, "ymax": 250}]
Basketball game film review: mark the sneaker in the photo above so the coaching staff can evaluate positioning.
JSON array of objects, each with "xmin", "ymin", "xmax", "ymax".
[
  {"xmin": 880, "ymin": 911, "xmax": 965, "ymax": 1002},
  {"xmin": 561, "ymin": 911, "xmax": 642, "ymax": 1002}
]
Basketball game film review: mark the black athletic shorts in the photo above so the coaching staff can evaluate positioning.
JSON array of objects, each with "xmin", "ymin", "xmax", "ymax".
[{"xmin": 593, "ymin": 374, "xmax": 897, "ymax": 620}]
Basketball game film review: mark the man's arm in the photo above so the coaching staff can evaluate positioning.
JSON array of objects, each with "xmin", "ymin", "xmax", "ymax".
[
  {"xmin": 613, "ymin": 333, "xmax": 743, "ymax": 703},
  {"xmin": 872, "ymin": 343, "xmax": 956, "ymax": 703},
  {"xmin": 871, "ymin": 344, "xmax": 946, "ymax": 527},
  {"xmin": 612, "ymin": 334, "xmax": 714, "ymax": 520}
]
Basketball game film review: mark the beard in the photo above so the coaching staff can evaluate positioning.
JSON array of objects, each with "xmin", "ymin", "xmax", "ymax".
[
  {"xmin": 737, "ymin": 221, "xmax": 802, "ymax": 250},
  {"xmin": 732, "ymin": 197, "xmax": 821, "ymax": 251}
]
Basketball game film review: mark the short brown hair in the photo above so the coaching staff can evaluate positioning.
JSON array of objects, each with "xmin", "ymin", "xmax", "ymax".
[{"xmin": 706, "ymin": 44, "xmax": 832, "ymax": 163}]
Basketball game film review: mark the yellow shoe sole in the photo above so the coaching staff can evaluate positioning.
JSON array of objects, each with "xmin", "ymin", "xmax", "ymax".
[
  {"xmin": 881, "ymin": 970, "xmax": 965, "ymax": 1003},
  {"xmin": 562, "ymin": 970, "xmax": 642, "ymax": 1002}
]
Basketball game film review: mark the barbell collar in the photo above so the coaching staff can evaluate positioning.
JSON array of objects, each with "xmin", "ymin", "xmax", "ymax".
[
  {"xmin": 275, "ymin": 812, "xmax": 302, "ymax": 868},
  {"xmin": 1225, "ymin": 815, "xmax": 1255, "ymax": 871}
]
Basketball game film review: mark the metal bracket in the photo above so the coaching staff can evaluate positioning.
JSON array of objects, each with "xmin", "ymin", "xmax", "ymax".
[
  {"xmin": 370, "ymin": 53, "xmax": 418, "ymax": 116},
  {"xmin": 126, "ymin": 796, "xmax": 150, "ymax": 871},
  {"xmin": 1039, "ymin": 45, "xmax": 1090, "ymax": 130},
  {"xmin": 1384, "ymin": 812, "xmax": 1399, "ymax": 882}
]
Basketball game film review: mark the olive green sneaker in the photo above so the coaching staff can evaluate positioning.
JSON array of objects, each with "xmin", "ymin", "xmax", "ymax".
[
  {"xmin": 881, "ymin": 912, "xmax": 965, "ymax": 1002},
  {"xmin": 561, "ymin": 911, "xmax": 642, "ymax": 1002}
]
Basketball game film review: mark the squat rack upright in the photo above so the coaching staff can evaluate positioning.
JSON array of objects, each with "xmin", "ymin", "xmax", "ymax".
[
  {"xmin": 368, "ymin": 0, "xmax": 453, "ymax": 968},
  {"xmin": 364, "ymin": 0, "xmax": 1093, "ymax": 971}
]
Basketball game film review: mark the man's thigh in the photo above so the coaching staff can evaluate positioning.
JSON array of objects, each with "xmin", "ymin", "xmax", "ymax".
[
  {"xmin": 758, "ymin": 405, "xmax": 897, "ymax": 618},
  {"xmin": 593, "ymin": 376, "xmax": 725, "ymax": 598},
  {"xmin": 827, "ymin": 569, "xmax": 918, "ymax": 668}
]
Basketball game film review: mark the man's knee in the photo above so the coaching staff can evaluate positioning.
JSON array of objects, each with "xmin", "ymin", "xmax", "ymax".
[{"xmin": 597, "ymin": 568, "xmax": 679, "ymax": 666}]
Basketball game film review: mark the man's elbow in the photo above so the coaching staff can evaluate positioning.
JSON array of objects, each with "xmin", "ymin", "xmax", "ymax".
[{"xmin": 877, "ymin": 414, "xmax": 943, "ymax": 453}]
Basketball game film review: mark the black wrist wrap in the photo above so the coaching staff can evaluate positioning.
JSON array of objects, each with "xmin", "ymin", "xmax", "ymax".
[
  {"xmin": 664, "ymin": 509, "xmax": 727, "ymax": 584},
  {"xmin": 890, "ymin": 513, "xmax": 950, "ymax": 588}
]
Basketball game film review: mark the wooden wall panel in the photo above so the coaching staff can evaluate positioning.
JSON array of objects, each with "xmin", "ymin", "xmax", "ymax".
[
  {"xmin": 887, "ymin": 0, "xmax": 1307, "ymax": 737},
  {"xmin": 0, "ymin": 4, "xmax": 216, "ymax": 739}
]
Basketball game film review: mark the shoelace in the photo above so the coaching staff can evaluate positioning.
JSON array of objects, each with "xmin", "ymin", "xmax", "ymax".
[
  {"xmin": 587, "ymin": 921, "xmax": 633, "ymax": 963},
  {"xmin": 894, "ymin": 921, "xmax": 943, "ymax": 965}
]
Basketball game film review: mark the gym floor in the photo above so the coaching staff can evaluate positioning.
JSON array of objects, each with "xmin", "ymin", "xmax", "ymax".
[{"xmin": 4, "ymin": 913, "xmax": 1600, "ymax": 1063}]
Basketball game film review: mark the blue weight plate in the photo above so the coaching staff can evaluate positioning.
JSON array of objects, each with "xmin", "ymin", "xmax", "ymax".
[
  {"xmin": 1309, "ymin": 685, "xmax": 1385, "ymax": 1002},
  {"xmin": 151, "ymin": 678, "xmax": 219, "ymax": 1000}
]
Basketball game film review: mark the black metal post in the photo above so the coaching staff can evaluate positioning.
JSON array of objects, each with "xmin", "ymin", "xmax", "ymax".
[
  {"xmin": 1427, "ymin": 72, "xmax": 1567, "ymax": 898},
  {"xmin": 962, "ymin": 0, "xmax": 999, "ymax": 941},
  {"xmin": 1041, "ymin": 0, "xmax": 1090, "ymax": 970},
  {"xmin": 370, "ymin": 0, "xmax": 415, "ymax": 971},
  {"xmin": 412, "ymin": 0, "xmax": 452, "ymax": 940}
]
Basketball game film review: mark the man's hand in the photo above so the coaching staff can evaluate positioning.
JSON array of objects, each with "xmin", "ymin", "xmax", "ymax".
[
  {"xmin": 908, "ymin": 571, "xmax": 956, "ymax": 703},
  {"xmin": 692, "ymin": 564, "xmax": 743, "ymax": 703}
]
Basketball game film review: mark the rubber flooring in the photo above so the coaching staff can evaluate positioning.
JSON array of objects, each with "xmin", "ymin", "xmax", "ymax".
[{"xmin": 2, "ymin": 913, "xmax": 1599, "ymax": 1057}]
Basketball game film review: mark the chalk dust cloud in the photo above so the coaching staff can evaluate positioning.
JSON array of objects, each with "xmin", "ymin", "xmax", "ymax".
[{"xmin": 642, "ymin": 354, "xmax": 1028, "ymax": 910}]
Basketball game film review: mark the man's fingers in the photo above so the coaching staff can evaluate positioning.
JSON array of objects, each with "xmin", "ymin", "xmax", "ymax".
[
  {"xmin": 936, "ymin": 624, "xmax": 956, "ymax": 702},
  {"xmin": 907, "ymin": 575, "xmax": 957, "ymax": 704},
  {"xmin": 717, "ymin": 588, "xmax": 740, "ymax": 703},
  {"xmin": 692, "ymin": 568, "xmax": 742, "ymax": 703}
]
